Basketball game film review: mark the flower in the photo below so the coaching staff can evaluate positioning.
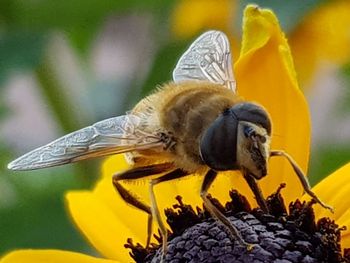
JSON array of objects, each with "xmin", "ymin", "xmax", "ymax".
[
  {"xmin": 290, "ymin": 0, "xmax": 350, "ymax": 85},
  {"xmin": 1, "ymin": 5, "xmax": 350, "ymax": 263},
  {"xmin": 171, "ymin": 0, "xmax": 350, "ymax": 85},
  {"xmin": 171, "ymin": 0, "xmax": 236, "ymax": 41}
]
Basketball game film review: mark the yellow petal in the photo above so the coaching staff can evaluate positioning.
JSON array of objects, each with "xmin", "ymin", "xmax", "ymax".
[
  {"xmin": 99, "ymin": 154, "xmax": 204, "ymax": 242},
  {"xmin": 101, "ymin": 155, "xmax": 129, "ymax": 179},
  {"xmin": 170, "ymin": 174, "xmax": 203, "ymax": 206},
  {"xmin": 304, "ymin": 162, "xmax": 350, "ymax": 220},
  {"xmin": 98, "ymin": 165, "xmax": 202, "ymax": 233},
  {"xmin": 234, "ymin": 5, "xmax": 310, "ymax": 204},
  {"xmin": 302, "ymin": 163, "xmax": 350, "ymax": 249},
  {"xmin": 93, "ymin": 176, "xmax": 149, "ymax": 242},
  {"xmin": 219, "ymin": 171, "xmax": 258, "ymax": 206},
  {"xmin": 290, "ymin": 0, "xmax": 350, "ymax": 84},
  {"xmin": 171, "ymin": 0, "xmax": 235, "ymax": 40},
  {"xmin": 0, "ymin": 250, "xmax": 117, "ymax": 263},
  {"xmin": 100, "ymin": 155, "xmax": 157, "ymax": 235},
  {"xmin": 66, "ymin": 191, "xmax": 142, "ymax": 262},
  {"xmin": 337, "ymin": 208, "xmax": 350, "ymax": 250}
]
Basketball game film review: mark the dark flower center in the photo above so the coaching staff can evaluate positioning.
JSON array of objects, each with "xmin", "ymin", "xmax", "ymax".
[{"xmin": 125, "ymin": 185, "xmax": 349, "ymax": 263}]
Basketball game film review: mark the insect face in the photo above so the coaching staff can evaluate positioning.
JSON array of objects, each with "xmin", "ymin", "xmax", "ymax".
[
  {"xmin": 199, "ymin": 102, "xmax": 271, "ymax": 179},
  {"xmin": 236, "ymin": 121, "xmax": 270, "ymax": 179}
]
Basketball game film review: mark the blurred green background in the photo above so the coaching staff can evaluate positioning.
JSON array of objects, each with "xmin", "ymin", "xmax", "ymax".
[{"xmin": 1, "ymin": 0, "xmax": 350, "ymax": 257}]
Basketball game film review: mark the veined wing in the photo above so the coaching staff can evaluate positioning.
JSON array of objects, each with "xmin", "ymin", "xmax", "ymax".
[
  {"xmin": 173, "ymin": 30, "xmax": 236, "ymax": 92},
  {"xmin": 8, "ymin": 115, "xmax": 163, "ymax": 171}
]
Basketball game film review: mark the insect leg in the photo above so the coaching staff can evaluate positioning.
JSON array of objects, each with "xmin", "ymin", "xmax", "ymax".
[
  {"xmin": 242, "ymin": 170, "xmax": 269, "ymax": 213},
  {"xmin": 149, "ymin": 169, "xmax": 188, "ymax": 261},
  {"xmin": 200, "ymin": 169, "xmax": 253, "ymax": 249},
  {"xmin": 270, "ymin": 150, "xmax": 334, "ymax": 213},
  {"xmin": 112, "ymin": 163, "xmax": 174, "ymax": 247}
]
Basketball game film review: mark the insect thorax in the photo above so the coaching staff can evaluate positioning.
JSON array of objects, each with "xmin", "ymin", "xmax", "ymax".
[{"xmin": 157, "ymin": 82, "xmax": 241, "ymax": 172}]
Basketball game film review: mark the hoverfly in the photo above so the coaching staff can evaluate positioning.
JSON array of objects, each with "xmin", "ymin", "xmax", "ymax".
[{"xmin": 8, "ymin": 31, "xmax": 332, "ymax": 260}]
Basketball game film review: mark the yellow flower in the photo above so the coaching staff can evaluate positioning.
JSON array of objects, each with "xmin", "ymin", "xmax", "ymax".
[
  {"xmin": 2, "ymin": 5, "xmax": 349, "ymax": 262},
  {"xmin": 171, "ymin": 0, "xmax": 236, "ymax": 40},
  {"xmin": 171, "ymin": 0, "xmax": 241, "ymax": 61},
  {"xmin": 289, "ymin": 0, "xmax": 350, "ymax": 85},
  {"xmin": 172, "ymin": 0, "xmax": 350, "ymax": 85}
]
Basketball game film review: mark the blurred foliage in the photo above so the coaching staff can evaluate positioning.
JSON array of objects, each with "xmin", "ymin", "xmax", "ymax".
[
  {"xmin": 0, "ymin": 32, "xmax": 48, "ymax": 85},
  {"xmin": 309, "ymin": 144, "xmax": 350, "ymax": 186},
  {"xmin": 0, "ymin": 196, "xmax": 91, "ymax": 253},
  {"xmin": 35, "ymin": 58, "xmax": 83, "ymax": 133},
  {"xmin": 305, "ymin": 62, "xmax": 350, "ymax": 185},
  {"xmin": 140, "ymin": 41, "xmax": 189, "ymax": 98},
  {"xmin": 0, "ymin": 0, "xmax": 349, "ymax": 258},
  {"xmin": 0, "ymin": 97, "xmax": 8, "ymax": 120},
  {"xmin": 340, "ymin": 63, "xmax": 350, "ymax": 113},
  {"xmin": 0, "ymin": 0, "xmax": 176, "ymax": 256},
  {"xmin": 0, "ymin": 0, "xmax": 175, "ymax": 54},
  {"xmin": 238, "ymin": 0, "xmax": 326, "ymax": 33},
  {"xmin": 0, "ymin": 130, "xmax": 98, "ymax": 255},
  {"xmin": 0, "ymin": 159, "xmax": 95, "ymax": 255}
]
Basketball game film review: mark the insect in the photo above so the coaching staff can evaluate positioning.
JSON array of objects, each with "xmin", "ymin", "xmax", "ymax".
[{"xmin": 8, "ymin": 31, "xmax": 332, "ymax": 260}]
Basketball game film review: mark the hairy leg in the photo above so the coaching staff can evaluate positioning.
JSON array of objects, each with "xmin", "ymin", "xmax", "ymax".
[
  {"xmin": 270, "ymin": 150, "xmax": 333, "ymax": 212},
  {"xmin": 112, "ymin": 163, "xmax": 174, "ymax": 247},
  {"xmin": 201, "ymin": 169, "xmax": 253, "ymax": 249},
  {"xmin": 149, "ymin": 169, "xmax": 189, "ymax": 262}
]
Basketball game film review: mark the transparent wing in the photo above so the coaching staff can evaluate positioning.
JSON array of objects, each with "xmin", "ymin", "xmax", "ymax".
[
  {"xmin": 173, "ymin": 30, "xmax": 236, "ymax": 92},
  {"xmin": 8, "ymin": 115, "xmax": 163, "ymax": 171}
]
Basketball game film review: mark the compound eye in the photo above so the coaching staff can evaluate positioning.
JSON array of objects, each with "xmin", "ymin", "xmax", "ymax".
[{"xmin": 200, "ymin": 113, "xmax": 238, "ymax": 171}]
